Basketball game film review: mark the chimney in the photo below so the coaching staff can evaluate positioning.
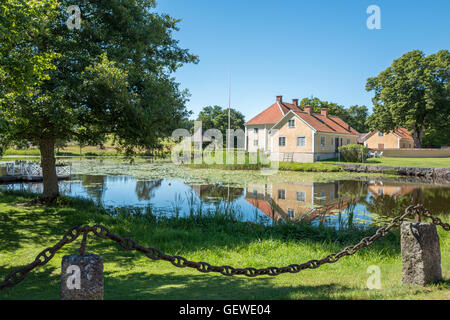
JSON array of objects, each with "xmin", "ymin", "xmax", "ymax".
[
  {"xmin": 304, "ymin": 105, "xmax": 313, "ymax": 115},
  {"xmin": 276, "ymin": 95, "xmax": 283, "ymax": 103},
  {"xmin": 321, "ymin": 108, "xmax": 329, "ymax": 117},
  {"xmin": 292, "ymin": 99, "xmax": 299, "ymax": 107}
]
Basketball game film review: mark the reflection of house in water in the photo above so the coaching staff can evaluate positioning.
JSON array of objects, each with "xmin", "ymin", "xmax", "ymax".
[
  {"xmin": 367, "ymin": 182, "xmax": 416, "ymax": 198},
  {"xmin": 245, "ymin": 181, "xmax": 356, "ymax": 222}
]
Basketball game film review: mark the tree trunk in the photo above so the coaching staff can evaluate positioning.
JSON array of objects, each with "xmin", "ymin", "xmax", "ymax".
[
  {"xmin": 40, "ymin": 137, "xmax": 59, "ymax": 202},
  {"xmin": 412, "ymin": 126, "xmax": 424, "ymax": 148}
]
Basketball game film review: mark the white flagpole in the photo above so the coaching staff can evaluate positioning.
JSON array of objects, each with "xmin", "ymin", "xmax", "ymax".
[{"xmin": 228, "ymin": 68, "xmax": 231, "ymax": 150}]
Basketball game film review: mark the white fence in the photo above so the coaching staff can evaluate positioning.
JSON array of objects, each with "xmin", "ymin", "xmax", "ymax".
[{"xmin": 4, "ymin": 162, "xmax": 71, "ymax": 178}]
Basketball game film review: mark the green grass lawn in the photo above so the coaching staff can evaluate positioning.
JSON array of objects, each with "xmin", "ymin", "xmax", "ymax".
[
  {"xmin": 0, "ymin": 191, "xmax": 448, "ymax": 300},
  {"xmin": 322, "ymin": 157, "xmax": 450, "ymax": 168}
]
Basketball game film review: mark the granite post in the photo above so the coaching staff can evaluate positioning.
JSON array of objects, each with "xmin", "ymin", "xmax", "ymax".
[
  {"xmin": 401, "ymin": 222, "xmax": 442, "ymax": 286},
  {"xmin": 61, "ymin": 254, "xmax": 103, "ymax": 300}
]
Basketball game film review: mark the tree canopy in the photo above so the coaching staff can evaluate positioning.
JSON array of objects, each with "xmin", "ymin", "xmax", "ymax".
[
  {"xmin": 366, "ymin": 50, "xmax": 450, "ymax": 148},
  {"xmin": 0, "ymin": 0, "xmax": 198, "ymax": 200},
  {"xmin": 197, "ymin": 105, "xmax": 245, "ymax": 143}
]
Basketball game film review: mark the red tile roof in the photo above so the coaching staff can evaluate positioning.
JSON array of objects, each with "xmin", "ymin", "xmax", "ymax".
[
  {"xmin": 245, "ymin": 102, "xmax": 302, "ymax": 125},
  {"xmin": 245, "ymin": 198, "xmax": 280, "ymax": 220},
  {"xmin": 394, "ymin": 128, "xmax": 414, "ymax": 140},
  {"xmin": 293, "ymin": 111, "xmax": 359, "ymax": 135},
  {"xmin": 364, "ymin": 128, "xmax": 414, "ymax": 141}
]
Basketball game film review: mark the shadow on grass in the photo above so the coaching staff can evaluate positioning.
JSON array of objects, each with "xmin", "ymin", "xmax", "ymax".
[{"xmin": 0, "ymin": 263, "xmax": 356, "ymax": 300}]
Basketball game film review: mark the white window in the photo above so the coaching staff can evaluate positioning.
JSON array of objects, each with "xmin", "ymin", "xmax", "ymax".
[
  {"xmin": 253, "ymin": 140, "xmax": 258, "ymax": 147},
  {"xmin": 287, "ymin": 209, "xmax": 295, "ymax": 219},
  {"xmin": 279, "ymin": 137, "xmax": 286, "ymax": 147},
  {"xmin": 347, "ymin": 139, "xmax": 350, "ymax": 145},
  {"xmin": 254, "ymin": 128, "xmax": 259, "ymax": 134},
  {"xmin": 297, "ymin": 136, "xmax": 306, "ymax": 147},
  {"xmin": 378, "ymin": 132, "xmax": 384, "ymax": 137},
  {"xmin": 378, "ymin": 188, "xmax": 384, "ymax": 195},
  {"xmin": 278, "ymin": 189, "xmax": 286, "ymax": 200},
  {"xmin": 331, "ymin": 138, "xmax": 334, "ymax": 146},
  {"xmin": 320, "ymin": 137, "xmax": 326, "ymax": 147},
  {"xmin": 288, "ymin": 119, "xmax": 295, "ymax": 128},
  {"xmin": 297, "ymin": 191, "xmax": 305, "ymax": 202}
]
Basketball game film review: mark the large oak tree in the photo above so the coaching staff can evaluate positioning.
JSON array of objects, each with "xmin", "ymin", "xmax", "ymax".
[
  {"xmin": 0, "ymin": 0, "xmax": 198, "ymax": 201},
  {"xmin": 366, "ymin": 50, "xmax": 450, "ymax": 148}
]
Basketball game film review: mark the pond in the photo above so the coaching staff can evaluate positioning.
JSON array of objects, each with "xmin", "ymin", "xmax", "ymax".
[{"xmin": 1, "ymin": 158, "xmax": 449, "ymax": 228}]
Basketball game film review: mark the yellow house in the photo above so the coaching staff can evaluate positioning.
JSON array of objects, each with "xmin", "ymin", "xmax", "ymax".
[
  {"xmin": 269, "ymin": 106, "xmax": 359, "ymax": 162},
  {"xmin": 362, "ymin": 128, "xmax": 414, "ymax": 150}
]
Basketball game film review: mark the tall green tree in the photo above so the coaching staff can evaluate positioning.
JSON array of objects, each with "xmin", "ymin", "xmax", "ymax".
[
  {"xmin": 366, "ymin": 50, "xmax": 450, "ymax": 148},
  {"xmin": 197, "ymin": 105, "xmax": 245, "ymax": 144},
  {"xmin": 0, "ymin": 0, "xmax": 198, "ymax": 201},
  {"xmin": 346, "ymin": 105, "xmax": 369, "ymax": 133}
]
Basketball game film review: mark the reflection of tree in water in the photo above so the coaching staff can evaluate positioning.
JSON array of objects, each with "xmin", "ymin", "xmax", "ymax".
[
  {"xmin": 363, "ymin": 186, "xmax": 450, "ymax": 219},
  {"xmin": 191, "ymin": 184, "xmax": 244, "ymax": 204},
  {"xmin": 338, "ymin": 180, "xmax": 369, "ymax": 198},
  {"xmin": 135, "ymin": 179, "xmax": 163, "ymax": 201},
  {"xmin": 81, "ymin": 175, "xmax": 106, "ymax": 204},
  {"xmin": 310, "ymin": 180, "xmax": 368, "ymax": 228}
]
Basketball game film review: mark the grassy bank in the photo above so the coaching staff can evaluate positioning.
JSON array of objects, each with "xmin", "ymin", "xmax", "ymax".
[
  {"xmin": 322, "ymin": 157, "xmax": 450, "ymax": 168},
  {"xmin": 0, "ymin": 191, "xmax": 448, "ymax": 300},
  {"xmin": 186, "ymin": 152, "xmax": 343, "ymax": 172},
  {"xmin": 187, "ymin": 161, "xmax": 343, "ymax": 172}
]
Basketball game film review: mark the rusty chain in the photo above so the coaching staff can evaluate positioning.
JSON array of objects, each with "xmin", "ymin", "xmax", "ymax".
[{"xmin": 1, "ymin": 204, "xmax": 448, "ymax": 290}]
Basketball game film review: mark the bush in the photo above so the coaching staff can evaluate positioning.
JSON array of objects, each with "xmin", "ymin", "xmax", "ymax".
[{"xmin": 338, "ymin": 144, "xmax": 369, "ymax": 162}]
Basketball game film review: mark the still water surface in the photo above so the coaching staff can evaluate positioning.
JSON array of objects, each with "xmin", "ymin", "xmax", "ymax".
[{"xmin": 2, "ymin": 159, "xmax": 449, "ymax": 228}]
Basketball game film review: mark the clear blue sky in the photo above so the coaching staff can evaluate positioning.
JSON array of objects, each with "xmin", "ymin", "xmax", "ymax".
[{"xmin": 156, "ymin": 0, "xmax": 450, "ymax": 121}]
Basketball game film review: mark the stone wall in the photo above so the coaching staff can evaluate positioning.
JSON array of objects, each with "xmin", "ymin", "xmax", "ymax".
[{"xmin": 333, "ymin": 163, "xmax": 450, "ymax": 181}]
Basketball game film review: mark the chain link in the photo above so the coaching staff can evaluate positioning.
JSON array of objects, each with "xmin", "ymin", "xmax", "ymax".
[{"xmin": 1, "ymin": 205, "xmax": 448, "ymax": 290}]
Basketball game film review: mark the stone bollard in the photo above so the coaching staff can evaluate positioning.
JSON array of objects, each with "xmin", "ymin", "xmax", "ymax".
[
  {"xmin": 61, "ymin": 254, "xmax": 104, "ymax": 300},
  {"xmin": 401, "ymin": 222, "xmax": 442, "ymax": 286}
]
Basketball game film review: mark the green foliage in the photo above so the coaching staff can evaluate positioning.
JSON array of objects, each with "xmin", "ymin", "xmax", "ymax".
[
  {"xmin": 366, "ymin": 50, "xmax": 450, "ymax": 148},
  {"xmin": 196, "ymin": 106, "xmax": 246, "ymax": 145},
  {"xmin": 346, "ymin": 105, "xmax": 369, "ymax": 133},
  {"xmin": 299, "ymin": 97, "xmax": 348, "ymax": 119},
  {"xmin": 382, "ymin": 168, "xmax": 398, "ymax": 175},
  {"xmin": 338, "ymin": 144, "xmax": 369, "ymax": 162},
  {"xmin": 277, "ymin": 162, "xmax": 343, "ymax": 172},
  {"xmin": 0, "ymin": 0, "xmax": 198, "ymax": 198}
]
